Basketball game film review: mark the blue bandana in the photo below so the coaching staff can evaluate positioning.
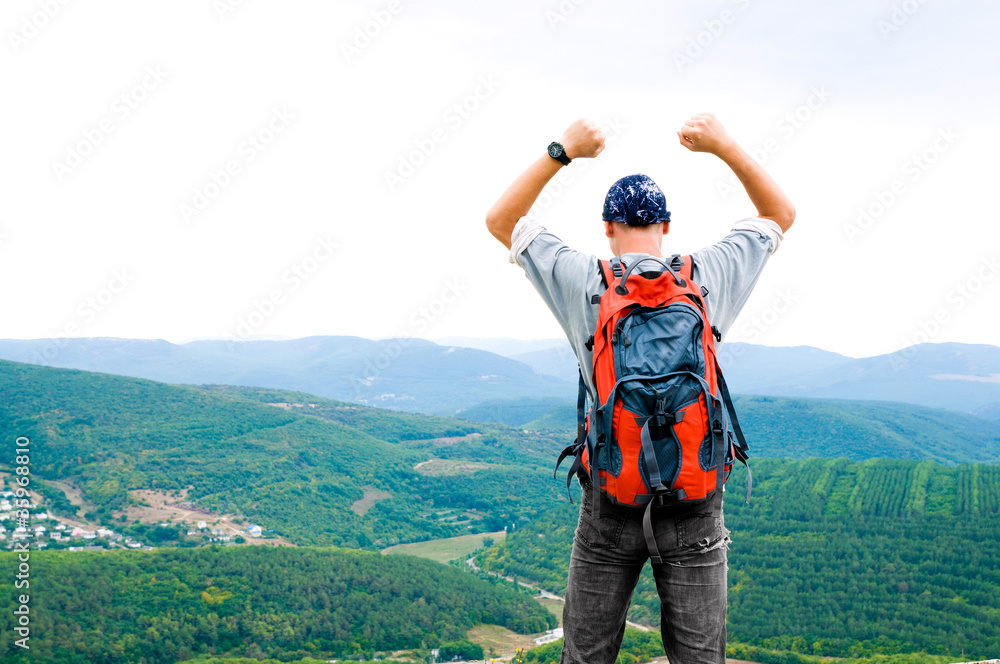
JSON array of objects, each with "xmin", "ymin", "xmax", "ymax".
[{"xmin": 602, "ymin": 174, "xmax": 671, "ymax": 226}]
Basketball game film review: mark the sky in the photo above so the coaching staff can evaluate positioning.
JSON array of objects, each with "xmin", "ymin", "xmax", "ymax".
[{"xmin": 2, "ymin": 0, "xmax": 998, "ymax": 359}]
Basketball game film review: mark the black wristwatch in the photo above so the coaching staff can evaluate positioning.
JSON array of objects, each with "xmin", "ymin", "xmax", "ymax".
[{"xmin": 548, "ymin": 141, "xmax": 572, "ymax": 166}]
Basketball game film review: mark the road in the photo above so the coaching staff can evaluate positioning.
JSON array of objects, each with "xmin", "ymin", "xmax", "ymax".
[{"xmin": 466, "ymin": 557, "xmax": 650, "ymax": 632}]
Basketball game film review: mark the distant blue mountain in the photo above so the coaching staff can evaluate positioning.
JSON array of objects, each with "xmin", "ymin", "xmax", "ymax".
[
  {"xmin": 735, "ymin": 342, "xmax": 1000, "ymax": 417},
  {"xmin": 0, "ymin": 337, "xmax": 997, "ymax": 418},
  {"xmin": 0, "ymin": 336, "xmax": 573, "ymax": 414},
  {"xmin": 463, "ymin": 339, "xmax": 1000, "ymax": 419}
]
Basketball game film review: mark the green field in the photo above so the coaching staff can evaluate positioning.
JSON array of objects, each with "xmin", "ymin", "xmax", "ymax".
[{"xmin": 382, "ymin": 530, "xmax": 507, "ymax": 563}]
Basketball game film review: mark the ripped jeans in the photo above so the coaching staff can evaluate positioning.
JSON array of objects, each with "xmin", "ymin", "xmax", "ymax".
[{"xmin": 560, "ymin": 478, "xmax": 730, "ymax": 664}]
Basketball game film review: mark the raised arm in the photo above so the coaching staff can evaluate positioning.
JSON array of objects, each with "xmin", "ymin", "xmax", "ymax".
[
  {"xmin": 486, "ymin": 119, "xmax": 606, "ymax": 249},
  {"xmin": 677, "ymin": 113, "xmax": 796, "ymax": 232}
]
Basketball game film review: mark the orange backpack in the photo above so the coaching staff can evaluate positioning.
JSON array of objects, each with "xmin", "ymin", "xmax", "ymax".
[{"xmin": 556, "ymin": 255, "xmax": 751, "ymax": 554}]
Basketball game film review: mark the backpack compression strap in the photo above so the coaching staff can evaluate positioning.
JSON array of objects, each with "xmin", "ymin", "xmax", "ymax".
[
  {"xmin": 716, "ymin": 363, "xmax": 753, "ymax": 505},
  {"xmin": 553, "ymin": 370, "xmax": 589, "ymax": 503},
  {"xmin": 553, "ymin": 258, "xmax": 615, "ymax": 503}
]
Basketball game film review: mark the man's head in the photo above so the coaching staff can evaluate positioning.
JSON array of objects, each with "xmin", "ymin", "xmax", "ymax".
[{"xmin": 601, "ymin": 174, "xmax": 671, "ymax": 256}]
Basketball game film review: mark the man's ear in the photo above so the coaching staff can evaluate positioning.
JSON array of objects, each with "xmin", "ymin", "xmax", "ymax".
[
  {"xmin": 662, "ymin": 222, "xmax": 670, "ymax": 236},
  {"xmin": 604, "ymin": 220, "xmax": 615, "ymax": 238}
]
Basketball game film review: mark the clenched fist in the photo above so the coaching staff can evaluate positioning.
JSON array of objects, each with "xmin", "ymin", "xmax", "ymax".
[
  {"xmin": 560, "ymin": 118, "xmax": 606, "ymax": 160},
  {"xmin": 677, "ymin": 113, "xmax": 736, "ymax": 156}
]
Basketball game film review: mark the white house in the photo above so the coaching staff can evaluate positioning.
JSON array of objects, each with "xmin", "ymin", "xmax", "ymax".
[{"xmin": 535, "ymin": 628, "xmax": 564, "ymax": 645}]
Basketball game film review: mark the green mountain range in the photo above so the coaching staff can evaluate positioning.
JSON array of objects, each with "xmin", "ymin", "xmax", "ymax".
[
  {"xmin": 2, "ymin": 358, "xmax": 997, "ymax": 550},
  {"xmin": 0, "ymin": 359, "xmax": 566, "ymax": 548},
  {"xmin": 462, "ymin": 394, "xmax": 1000, "ymax": 464},
  {"xmin": 3, "ymin": 358, "xmax": 999, "ymax": 664}
]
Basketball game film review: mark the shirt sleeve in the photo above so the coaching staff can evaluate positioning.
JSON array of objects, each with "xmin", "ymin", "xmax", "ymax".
[
  {"xmin": 691, "ymin": 217, "xmax": 780, "ymax": 341},
  {"xmin": 512, "ymin": 221, "xmax": 603, "ymax": 398}
]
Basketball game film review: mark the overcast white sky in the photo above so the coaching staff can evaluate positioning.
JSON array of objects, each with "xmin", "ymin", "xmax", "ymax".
[{"xmin": 3, "ymin": 0, "xmax": 998, "ymax": 358}]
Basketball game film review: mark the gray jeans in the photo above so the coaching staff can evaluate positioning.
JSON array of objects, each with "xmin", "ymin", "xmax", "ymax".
[{"xmin": 561, "ymin": 479, "xmax": 731, "ymax": 664}]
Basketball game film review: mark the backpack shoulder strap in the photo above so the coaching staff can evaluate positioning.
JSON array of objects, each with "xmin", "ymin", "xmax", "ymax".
[
  {"xmin": 592, "ymin": 258, "xmax": 616, "ymax": 306},
  {"xmin": 671, "ymin": 254, "xmax": 694, "ymax": 280},
  {"xmin": 597, "ymin": 258, "xmax": 619, "ymax": 289}
]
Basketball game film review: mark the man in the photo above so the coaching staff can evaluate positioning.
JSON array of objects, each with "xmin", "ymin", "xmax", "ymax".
[{"xmin": 485, "ymin": 114, "xmax": 795, "ymax": 664}]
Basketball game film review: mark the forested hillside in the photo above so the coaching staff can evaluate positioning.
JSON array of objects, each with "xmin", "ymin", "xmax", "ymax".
[
  {"xmin": 3, "ymin": 357, "xmax": 998, "ymax": 551},
  {"xmin": 476, "ymin": 458, "xmax": 1000, "ymax": 660},
  {"xmin": 0, "ymin": 360, "xmax": 566, "ymax": 548},
  {"xmin": 502, "ymin": 395, "xmax": 1000, "ymax": 464},
  {"xmin": 0, "ymin": 546, "xmax": 554, "ymax": 663}
]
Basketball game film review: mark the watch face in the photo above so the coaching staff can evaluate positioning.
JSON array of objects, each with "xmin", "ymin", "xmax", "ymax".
[{"xmin": 548, "ymin": 142, "xmax": 563, "ymax": 159}]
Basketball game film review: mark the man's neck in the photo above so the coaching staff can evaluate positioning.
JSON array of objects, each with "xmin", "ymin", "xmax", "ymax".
[{"xmin": 616, "ymin": 239, "xmax": 663, "ymax": 257}]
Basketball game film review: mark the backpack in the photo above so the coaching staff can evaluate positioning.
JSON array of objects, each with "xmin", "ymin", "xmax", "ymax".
[{"xmin": 555, "ymin": 254, "xmax": 752, "ymax": 557}]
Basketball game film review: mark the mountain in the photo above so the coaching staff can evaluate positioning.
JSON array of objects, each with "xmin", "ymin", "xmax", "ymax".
[
  {"xmin": 715, "ymin": 342, "xmax": 854, "ymax": 389},
  {"xmin": 0, "ymin": 336, "xmax": 573, "ymax": 414},
  {"xmin": 432, "ymin": 336, "xmax": 566, "ymax": 357},
  {"xmin": 455, "ymin": 339, "xmax": 1000, "ymax": 418},
  {"xmin": 2, "ymin": 337, "xmax": 999, "ymax": 418},
  {"xmin": 459, "ymin": 395, "xmax": 1000, "ymax": 465},
  {"xmin": 8, "ymin": 353, "xmax": 995, "ymax": 558},
  {"xmin": 0, "ymin": 359, "xmax": 569, "ymax": 548},
  {"xmin": 454, "ymin": 396, "xmax": 574, "ymax": 428},
  {"xmin": 737, "ymin": 342, "xmax": 1000, "ymax": 416}
]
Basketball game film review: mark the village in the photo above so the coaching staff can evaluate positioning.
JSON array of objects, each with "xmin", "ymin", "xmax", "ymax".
[{"xmin": 0, "ymin": 477, "xmax": 273, "ymax": 552}]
